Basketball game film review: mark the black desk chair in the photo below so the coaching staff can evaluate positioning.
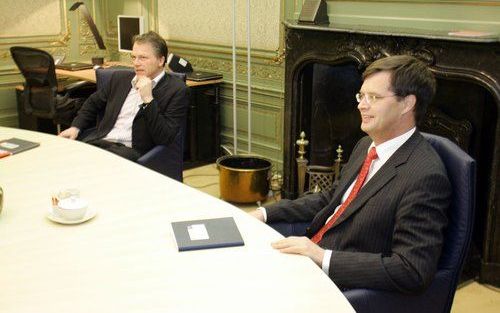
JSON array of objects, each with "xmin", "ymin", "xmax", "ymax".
[
  {"xmin": 10, "ymin": 46, "xmax": 94, "ymax": 133},
  {"xmin": 269, "ymin": 133, "xmax": 476, "ymax": 313},
  {"xmin": 94, "ymin": 67, "xmax": 187, "ymax": 182}
]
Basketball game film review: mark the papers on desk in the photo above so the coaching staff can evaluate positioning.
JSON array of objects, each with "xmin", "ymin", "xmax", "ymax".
[
  {"xmin": 0, "ymin": 138, "xmax": 40, "ymax": 158},
  {"xmin": 171, "ymin": 217, "xmax": 244, "ymax": 251},
  {"xmin": 186, "ymin": 71, "xmax": 223, "ymax": 81},
  {"xmin": 56, "ymin": 62, "xmax": 93, "ymax": 71}
]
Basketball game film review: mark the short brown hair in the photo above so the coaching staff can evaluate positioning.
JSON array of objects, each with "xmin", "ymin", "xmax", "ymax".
[
  {"xmin": 133, "ymin": 31, "xmax": 168, "ymax": 67},
  {"xmin": 363, "ymin": 55, "xmax": 436, "ymax": 124}
]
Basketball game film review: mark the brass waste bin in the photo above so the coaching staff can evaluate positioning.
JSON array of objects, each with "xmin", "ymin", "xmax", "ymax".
[{"xmin": 216, "ymin": 155, "xmax": 271, "ymax": 203}]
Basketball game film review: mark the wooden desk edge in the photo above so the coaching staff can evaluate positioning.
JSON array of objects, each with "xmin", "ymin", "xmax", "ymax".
[{"xmin": 55, "ymin": 68, "xmax": 223, "ymax": 87}]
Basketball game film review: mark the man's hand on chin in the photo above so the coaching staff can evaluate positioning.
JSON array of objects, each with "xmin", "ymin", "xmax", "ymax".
[
  {"xmin": 271, "ymin": 236, "xmax": 325, "ymax": 266},
  {"xmin": 134, "ymin": 76, "xmax": 154, "ymax": 103}
]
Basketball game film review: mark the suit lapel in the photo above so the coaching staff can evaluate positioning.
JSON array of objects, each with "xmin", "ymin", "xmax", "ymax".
[
  {"xmin": 152, "ymin": 72, "xmax": 168, "ymax": 98},
  {"xmin": 308, "ymin": 138, "xmax": 370, "ymax": 232},
  {"xmin": 330, "ymin": 131, "xmax": 423, "ymax": 229}
]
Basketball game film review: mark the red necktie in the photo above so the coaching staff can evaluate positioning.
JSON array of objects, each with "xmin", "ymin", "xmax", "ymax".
[{"xmin": 311, "ymin": 147, "xmax": 378, "ymax": 244}]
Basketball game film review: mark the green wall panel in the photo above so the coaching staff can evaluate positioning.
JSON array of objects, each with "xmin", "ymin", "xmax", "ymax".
[
  {"xmin": 0, "ymin": 87, "xmax": 19, "ymax": 128},
  {"xmin": 287, "ymin": 1, "xmax": 500, "ymax": 35}
]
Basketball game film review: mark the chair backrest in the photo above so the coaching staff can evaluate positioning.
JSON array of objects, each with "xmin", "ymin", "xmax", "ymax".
[
  {"xmin": 10, "ymin": 46, "xmax": 59, "ymax": 118},
  {"xmin": 168, "ymin": 71, "xmax": 187, "ymax": 82},
  {"xmin": 422, "ymin": 132, "xmax": 476, "ymax": 311},
  {"xmin": 95, "ymin": 67, "xmax": 186, "ymax": 181},
  {"xmin": 96, "ymin": 67, "xmax": 186, "ymax": 88},
  {"xmin": 344, "ymin": 133, "xmax": 476, "ymax": 313},
  {"xmin": 96, "ymin": 67, "xmax": 132, "ymax": 90}
]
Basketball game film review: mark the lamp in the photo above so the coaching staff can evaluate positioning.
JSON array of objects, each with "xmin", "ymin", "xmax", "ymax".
[{"xmin": 69, "ymin": 2, "xmax": 106, "ymax": 64}]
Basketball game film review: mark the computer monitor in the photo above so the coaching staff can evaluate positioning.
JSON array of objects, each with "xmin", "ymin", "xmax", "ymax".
[{"xmin": 117, "ymin": 15, "xmax": 144, "ymax": 53}]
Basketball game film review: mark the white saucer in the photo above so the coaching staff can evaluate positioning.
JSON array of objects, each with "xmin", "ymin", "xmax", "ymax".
[{"xmin": 47, "ymin": 207, "xmax": 97, "ymax": 225}]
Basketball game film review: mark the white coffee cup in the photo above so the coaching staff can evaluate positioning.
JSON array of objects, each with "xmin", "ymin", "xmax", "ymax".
[{"xmin": 54, "ymin": 197, "xmax": 88, "ymax": 221}]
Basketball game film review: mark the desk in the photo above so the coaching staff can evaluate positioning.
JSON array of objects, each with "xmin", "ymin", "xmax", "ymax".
[
  {"xmin": 0, "ymin": 127, "xmax": 354, "ymax": 313},
  {"xmin": 18, "ymin": 67, "xmax": 223, "ymax": 166},
  {"xmin": 57, "ymin": 66, "xmax": 223, "ymax": 166},
  {"xmin": 56, "ymin": 67, "xmax": 223, "ymax": 88}
]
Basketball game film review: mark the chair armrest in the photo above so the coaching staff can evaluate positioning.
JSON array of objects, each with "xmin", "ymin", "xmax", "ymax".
[
  {"xmin": 138, "ymin": 145, "xmax": 166, "ymax": 164},
  {"xmin": 64, "ymin": 80, "xmax": 94, "ymax": 92},
  {"xmin": 267, "ymin": 222, "xmax": 310, "ymax": 237},
  {"xmin": 343, "ymin": 279, "xmax": 451, "ymax": 313},
  {"xmin": 343, "ymin": 288, "xmax": 378, "ymax": 313},
  {"xmin": 138, "ymin": 145, "xmax": 183, "ymax": 182}
]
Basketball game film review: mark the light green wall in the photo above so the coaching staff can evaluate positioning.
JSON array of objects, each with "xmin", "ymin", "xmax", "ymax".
[
  {"xmin": 287, "ymin": 1, "xmax": 500, "ymax": 35},
  {"xmin": 155, "ymin": 1, "xmax": 285, "ymax": 167},
  {"xmin": 1, "ymin": 0, "xmax": 498, "ymax": 171}
]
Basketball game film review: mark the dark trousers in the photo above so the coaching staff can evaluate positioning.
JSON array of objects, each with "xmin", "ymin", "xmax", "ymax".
[{"xmin": 88, "ymin": 139, "xmax": 141, "ymax": 162}]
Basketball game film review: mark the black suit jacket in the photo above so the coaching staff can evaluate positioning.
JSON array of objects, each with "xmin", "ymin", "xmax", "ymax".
[
  {"xmin": 266, "ymin": 131, "xmax": 451, "ymax": 293},
  {"xmin": 72, "ymin": 71, "xmax": 189, "ymax": 155}
]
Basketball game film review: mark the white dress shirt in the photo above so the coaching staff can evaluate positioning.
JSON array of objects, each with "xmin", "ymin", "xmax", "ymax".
[
  {"xmin": 321, "ymin": 127, "xmax": 416, "ymax": 274},
  {"xmin": 259, "ymin": 127, "xmax": 417, "ymax": 276},
  {"xmin": 104, "ymin": 71, "xmax": 165, "ymax": 147}
]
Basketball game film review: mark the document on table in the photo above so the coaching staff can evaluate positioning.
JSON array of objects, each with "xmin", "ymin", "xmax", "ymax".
[
  {"xmin": 171, "ymin": 217, "xmax": 244, "ymax": 251},
  {"xmin": 0, "ymin": 137, "xmax": 40, "ymax": 158}
]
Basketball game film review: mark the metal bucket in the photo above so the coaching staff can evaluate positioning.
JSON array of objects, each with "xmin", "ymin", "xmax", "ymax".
[{"xmin": 216, "ymin": 155, "xmax": 272, "ymax": 203}]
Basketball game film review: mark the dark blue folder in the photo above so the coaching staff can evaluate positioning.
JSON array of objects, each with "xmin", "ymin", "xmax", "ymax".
[
  {"xmin": 0, "ymin": 138, "xmax": 39, "ymax": 155},
  {"xmin": 171, "ymin": 217, "xmax": 244, "ymax": 251}
]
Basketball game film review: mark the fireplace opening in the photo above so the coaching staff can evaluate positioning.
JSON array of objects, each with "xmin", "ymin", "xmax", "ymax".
[{"xmin": 303, "ymin": 62, "xmax": 364, "ymax": 166}]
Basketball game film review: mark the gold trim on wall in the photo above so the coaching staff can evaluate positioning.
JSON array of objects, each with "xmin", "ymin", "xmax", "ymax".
[
  {"xmin": 0, "ymin": 0, "xmax": 71, "ymax": 61},
  {"xmin": 148, "ymin": 0, "xmax": 158, "ymax": 31},
  {"xmin": 188, "ymin": 55, "xmax": 284, "ymax": 81}
]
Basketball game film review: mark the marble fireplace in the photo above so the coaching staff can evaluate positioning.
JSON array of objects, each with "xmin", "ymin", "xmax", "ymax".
[{"xmin": 281, "ymin": 20, "xmax": 500, "ymax": 285}]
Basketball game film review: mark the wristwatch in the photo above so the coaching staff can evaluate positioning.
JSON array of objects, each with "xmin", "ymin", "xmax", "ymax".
[{"xmin": 141, "ymin": 100, "xmax": 153, "ymax": 109}]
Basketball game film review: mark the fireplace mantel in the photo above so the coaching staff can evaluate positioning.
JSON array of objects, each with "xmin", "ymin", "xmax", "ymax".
[{"xmin": 284, "ymin": 20, "xmax": 499, "ymax": 43}]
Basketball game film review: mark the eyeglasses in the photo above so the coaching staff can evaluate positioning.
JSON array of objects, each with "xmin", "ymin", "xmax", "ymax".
[{"xmin": 355, "ymin": 92, "xmax": 398, "ymax": 104}]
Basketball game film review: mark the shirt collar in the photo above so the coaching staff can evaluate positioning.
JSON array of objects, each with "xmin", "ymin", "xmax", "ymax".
[
  {"xmin": 131, "ymin": 70, "xmax": 166, "ymax": 89},
  {"xmin": 369, "ymin": 127, "xmax": 416, "ymax": 163}
]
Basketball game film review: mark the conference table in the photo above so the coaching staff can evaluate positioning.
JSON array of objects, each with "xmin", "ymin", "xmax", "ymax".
[{"xmin": 0, "ymin": 127, "xmax": 354, "ymax": 313}]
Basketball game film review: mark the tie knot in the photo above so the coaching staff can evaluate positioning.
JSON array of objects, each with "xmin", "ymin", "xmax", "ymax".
[{"xmin": 368, "ymin": 147, "xmax": 378, "ymax": 160}]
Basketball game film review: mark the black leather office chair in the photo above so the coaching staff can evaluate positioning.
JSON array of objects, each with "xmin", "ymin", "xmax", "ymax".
[
  {"xmin": 10, "ymin": 46, "xmax": 94, "ymax": 133},
  {"xmin": 94, "ymin": 67, "xmax": 187, "ymax": 182},
  {"xmin": 268, "ymin": 133, "xmax": 476, "ymax": 313}
]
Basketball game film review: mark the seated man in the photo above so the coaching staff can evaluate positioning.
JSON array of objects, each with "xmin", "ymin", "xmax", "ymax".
[
  {"xmin": 250, "ymin": 55, "xmax": 451, "ymax": 294},
  {"xmin": 59, "ymin": 31, "xmax": 189, "ymax": 161}
]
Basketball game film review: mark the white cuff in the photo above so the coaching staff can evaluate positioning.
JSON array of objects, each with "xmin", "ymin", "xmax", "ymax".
[
  {"xmin": 322, "ymin": 249, "xmax": 332, "ymax": 275},
  {"xmin": 257, "ymin": 207, "xmax": 267, "ymax": 222}
]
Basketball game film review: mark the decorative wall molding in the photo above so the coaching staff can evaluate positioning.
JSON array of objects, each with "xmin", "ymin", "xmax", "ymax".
[
  {"xmin": 78, "ymin": 12, "xmax": 100, "ymax": 56},
  {"xmin": 218, "ymin": 81, "xmax": 284, "ymax": 168},
  {"xmin": 0, "ymin": 0, "xmax": 71, "ymax": 62},
  {"xmin": 187, "ymin": 55, "xmax": 284, "ymax": 82},
  {"xmin": 157, "ymin": 0, "xmax": 280, "ymax": 51},
  {"xmin": 0, "ymin": 0, "xmax": 76, "ymax": 129},
  {"xmin": 167, "ymin": 39, "xmax": 282, "ymax": 63},
  {"xmin": 0, "ymin": 0, "xmax": 63, "ymax": 37}
]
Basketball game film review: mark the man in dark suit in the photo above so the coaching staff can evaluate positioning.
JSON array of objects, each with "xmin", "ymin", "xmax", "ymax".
[
  {"xmin": 250, "ymin": 55, "xmax": 451, "ymax": 294},
  {"xmin": 59, "ymin": 31, "xmax": 189, "ymax": 161}
]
